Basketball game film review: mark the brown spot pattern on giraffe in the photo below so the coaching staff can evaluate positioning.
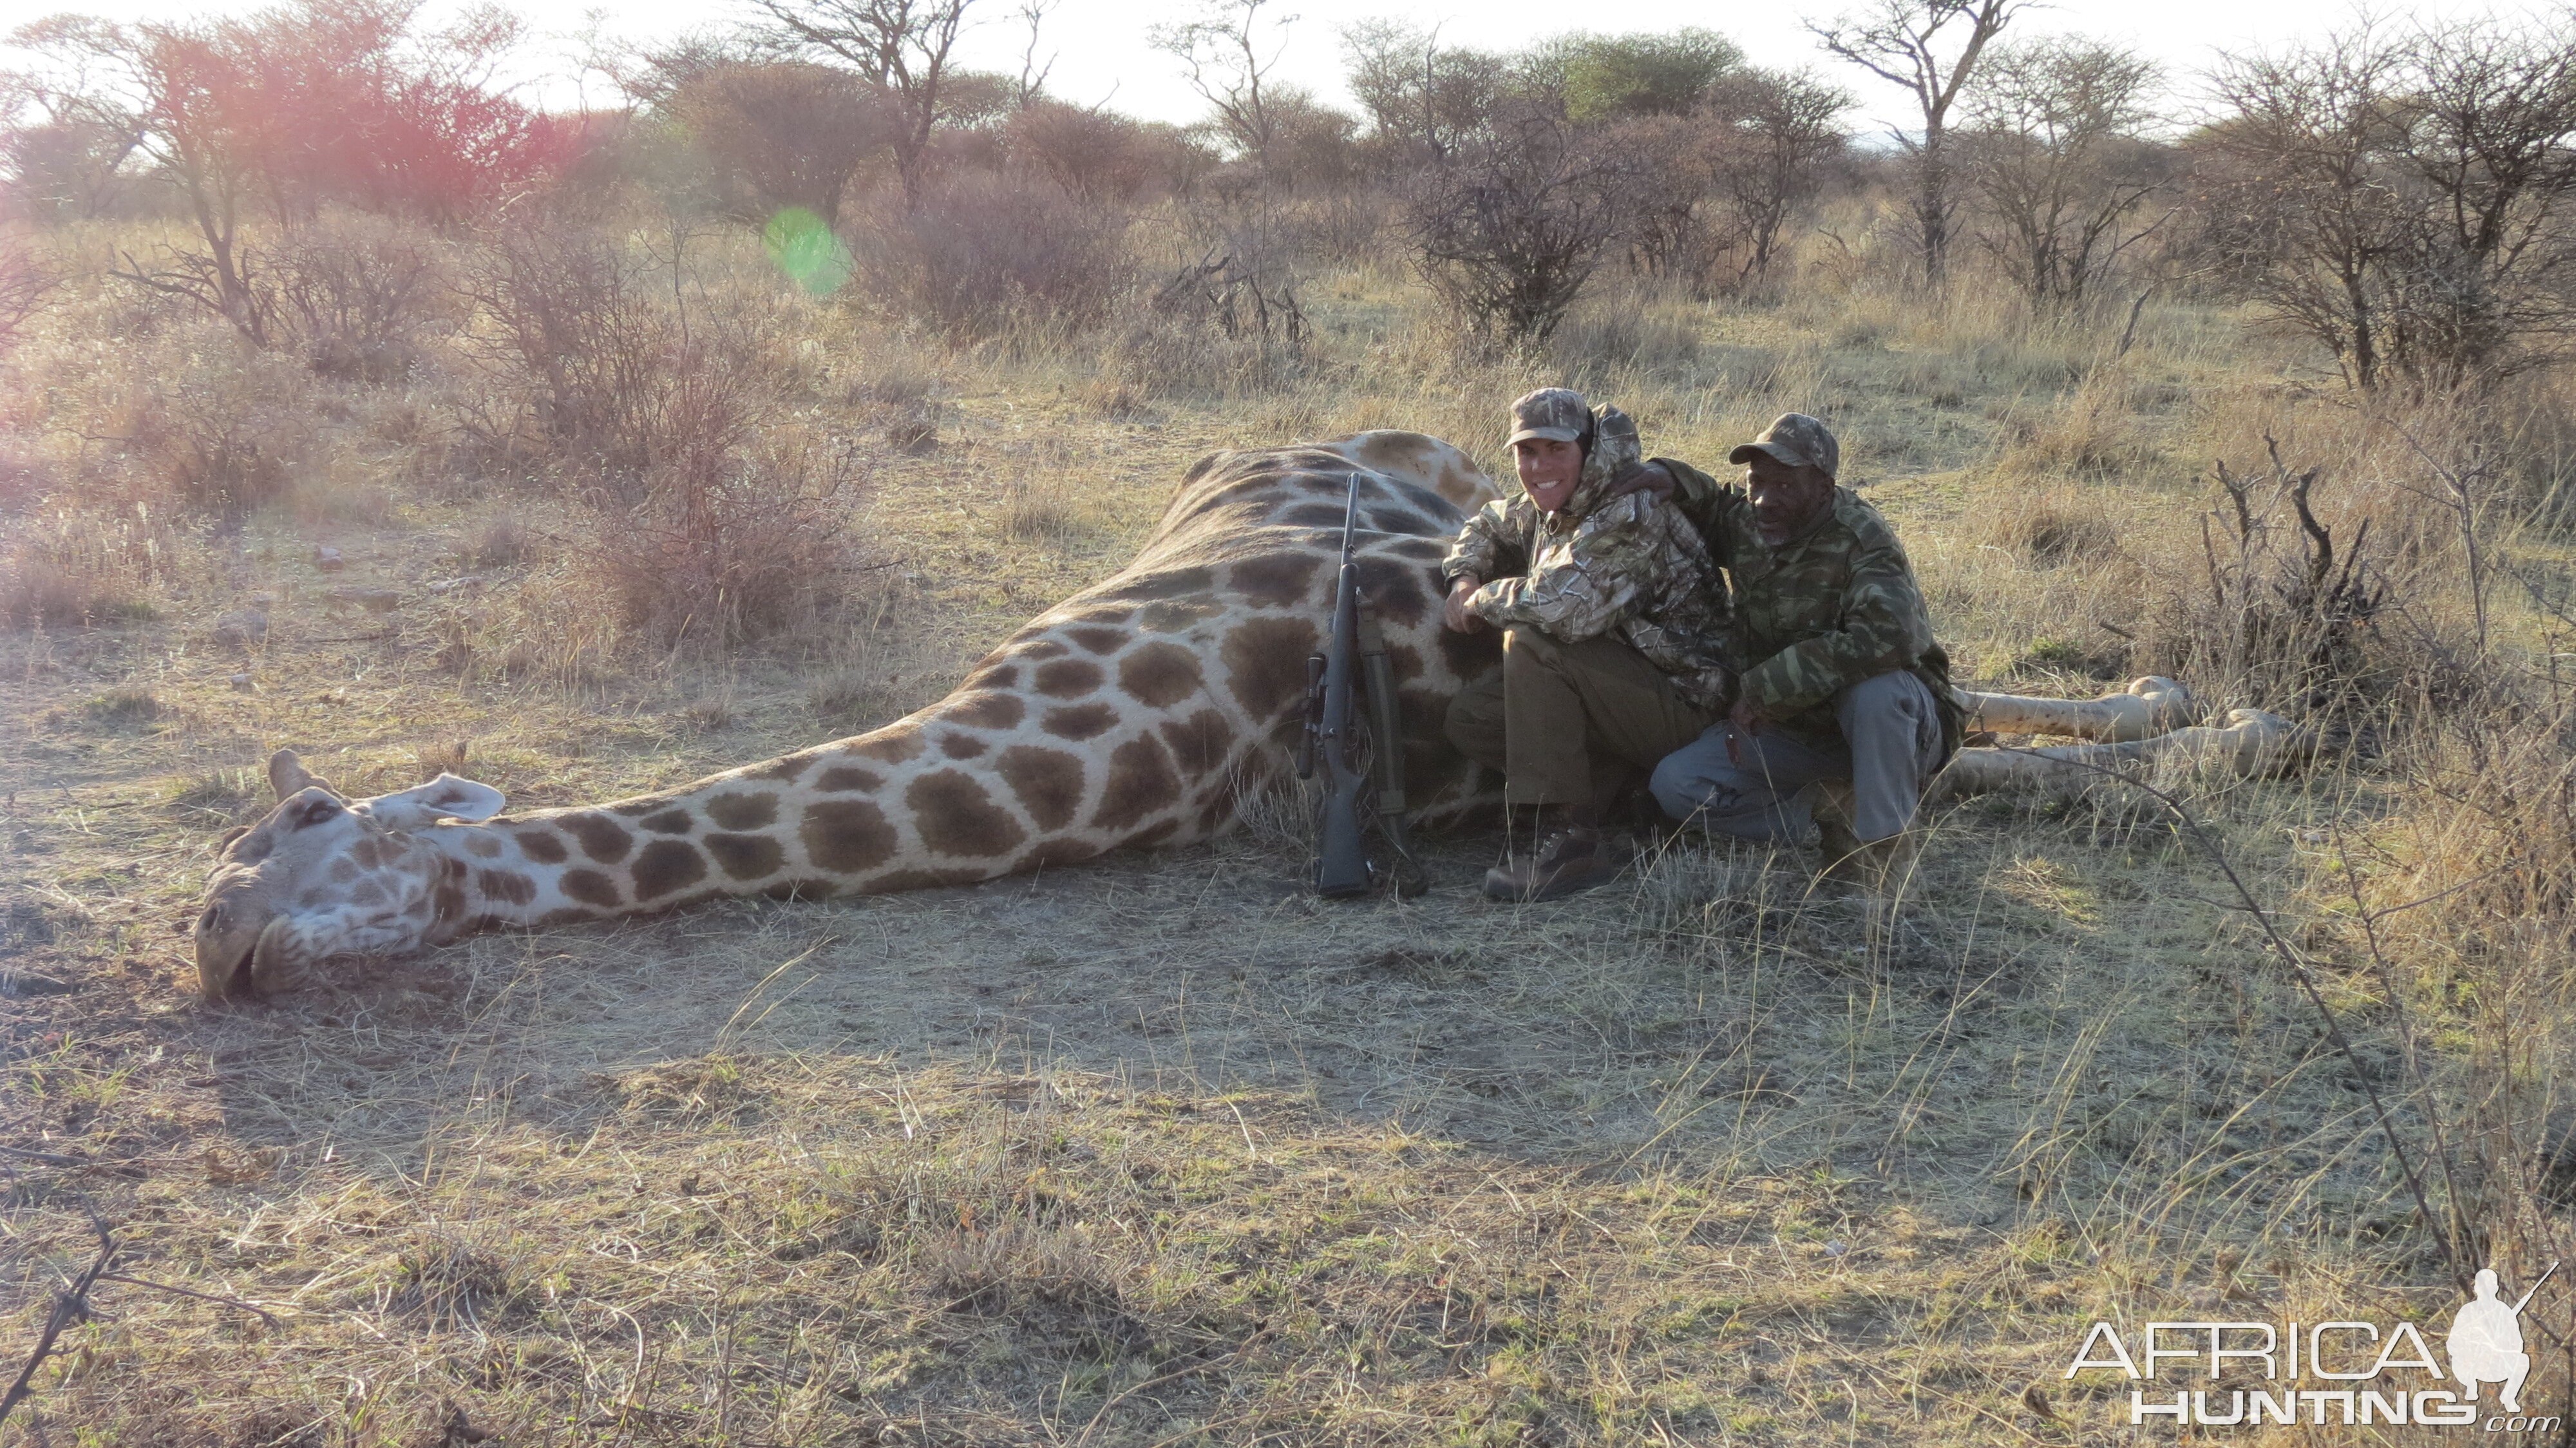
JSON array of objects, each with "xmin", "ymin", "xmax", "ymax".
[
  {"xmin": 1068, "ymin": 626, "xmax": 1125, "ymax": 655},
  {"xmin": 1093, "ymin": 734, "xmax": 1180, "ymax": 830},
  {"xmin": 947, "ymin": 692, "xmax": 1026, "ymax": 730},
  {"xmin": 706, "ymin": 832, "xmax": 784, "ymax": 881},
  {"xmin": 329, "ymin": 859, "xmax": 360, "ymax": 884},
  {"xmin": 965, "ymin": 663, "xmax": 1021, "ymax": 691},
  {"xmin": 1120, "ymin": 642, "xmax": 1204, "ymax": 709},
  {"xmin": 1035, "ymin": 658, "xmax": 1103, "ymax": 698},
  {"xmin": 802, "ymin": 799, "xmax": 897, "ymax": 873},
  {"xmin": 996, "ymin": 745, "xmax": 1086, "ymax": 830},
  {"xmin": 515, "ymin": 830, "xmax": 568, "ymax": 864},
  {"xmin": 1016, "ymin": 639, "xmax": 1068, "ymax": 660},
  {"xmin": 562, "ymin": 870, "xmax": 621, "ymax": 908},
  {"xmin": 851, "ymin": 728, "xmax": 924, "ymax": 763},
  {"xmin": 1222, "ymin": 614, "xmax": 1320, "ymax": 719},
  {"xmin": 562, "ymin": 814, "xmax": 634, "ymax": 865},
  {"xmin": 1229, "ymin": 553, "xmax": 1321, "ymax": 607},
  {"xmin": 815, "ymin": 765, "xmax": 884, "ymax": 793},
  {"xmin": 632, "ymin": 841, "xmax": 706, "ymax": 900},
  {"xmin": 1159, "ymin": 710, "xmax": 1236, "ymax": 776},
  {"xmin": 462, "ymin": 834, "xmax": 503, "ymax": 858},
  {"xmin": 350, "ymin": 838, "xmax": 383, "ymax": 868},
  {"xmin": 909, "ymin": 770, "xmax": 1027, "ymax": 856},
  {"xmin": 1352, "ymin": 557, "xmax": 1431, "ymax": 626},
  {"xmin": 705, "ymin": 792, "xmax": 777, "ymax": 830},
  {"xmin": 761, "ymin": 877, "xmax": 837, "ymax": 901},
  {"xmin": 1043, "ymin": 703, "xmax": 1119, "ymax": 740},
  {"xmin": 638, "ymin": 809, "xmax": 694, "ymax": 835},
  {"xmin": 479, "ymin": 869, "xmax": 537, "ymax": 906},
  {"xmin": 940, "ymin": 733, "xmax": 989, "ymax": 759},
  {"xmin": 752, "ymin": 752, "xmax": 817, "ymax": 783}
]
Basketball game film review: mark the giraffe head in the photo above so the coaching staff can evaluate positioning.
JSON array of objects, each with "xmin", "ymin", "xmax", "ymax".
[{"xmin": 193, "ymin": 750, "xmax": 506, "ymax": 1002}]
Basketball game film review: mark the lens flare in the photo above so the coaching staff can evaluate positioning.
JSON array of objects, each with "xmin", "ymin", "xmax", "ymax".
[{"xmin": 763, "ymin": 208, "xmax": 853, "ymax": 296}]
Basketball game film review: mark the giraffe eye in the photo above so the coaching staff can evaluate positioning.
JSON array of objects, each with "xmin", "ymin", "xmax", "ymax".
[{"xmin": 295, "ymin": 799, "xmax": 342, "ymax": 829}]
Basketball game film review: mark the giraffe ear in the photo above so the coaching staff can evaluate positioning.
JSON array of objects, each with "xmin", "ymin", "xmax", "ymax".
[
  {"xmin": 360, "ymin": 773, "xmax": 507, "ymax": 828},
  {"xmin": 268, "ymin": 749, "xmax": 337, "ymax": 801}
]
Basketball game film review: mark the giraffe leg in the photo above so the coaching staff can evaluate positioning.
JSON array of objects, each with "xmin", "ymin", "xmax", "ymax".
[
  {"xmin": 1959, "ymin": 676, "xmax": 2200, "ymax": 742},
  {"xmin": 1927, "ymin": 708, "xmax": 2308, "ymax": 804}
]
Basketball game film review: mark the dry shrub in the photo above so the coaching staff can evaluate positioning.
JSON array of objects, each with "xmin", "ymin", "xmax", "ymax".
[
  {"xmin": 837, "ymin": 362, "xmax": 942, "ymax": 453},
  {"xmin": 0, "ymin": 247, "xmax": 59, "ymax": 356},
  {"xmin": 271, "ymin": 211, "xmax": 457, "ymax": 384},
  {"xmin": 1973, "ymin": 480, "xmax": 2123, "ymax": 567},
  {"xmin": 454, "ymin": 511, "xmax": 531, "ymax": 569},
  {"xmin": 1996, "ymin": 368, "xmax": 2150, "ymax": 479},
  {"xmin": 453, "ymin": 219, "xmax": 670, "ymax": 477},
  {"xmin": 848, "ymin": 175, "xmax": 1136, "ymax": 339},
  {"xmin": 430, "ymin": 571, "xmax": 623, "ymax": 689},
  {"xmin": 1548, "ymin": 285, "xmax": 1703, "ymax": 384},
  {"xmin": 106, "ymin": 346, "xmax": 317, "ymax": 515},
  {"xmin": 576, "ymin": 421, "xmax": 867, "ymax": 649},
  {"xmin": 2132, "ymin": 449, "xmax": 2411, "ymax": 716},
  {"xmin": 0, "ymin": 503, "xmax": 184, "ymax": 628}
]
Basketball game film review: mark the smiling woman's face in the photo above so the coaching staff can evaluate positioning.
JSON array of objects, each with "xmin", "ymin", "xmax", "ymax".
[{"xmin": 1513, "ymin": 437, "xmax": 1583, "ymax": 513}]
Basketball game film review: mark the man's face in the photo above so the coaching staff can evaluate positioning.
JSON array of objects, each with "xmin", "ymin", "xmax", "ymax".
[
  {"xmin": 1745, "ymin": 453, "xmax": 1834, "ymax": 544},
  {"xmin": 1513, "ymin": 437, "xmax": 1583, "ymax": 513}
]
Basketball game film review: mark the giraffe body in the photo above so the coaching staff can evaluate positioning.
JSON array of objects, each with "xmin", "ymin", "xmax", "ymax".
[{"xmin": 194, "ymin": 432, "xmax": 1505, "ymax": 1000}]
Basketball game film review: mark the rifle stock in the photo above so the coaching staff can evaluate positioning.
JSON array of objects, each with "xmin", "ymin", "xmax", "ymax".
[{"xmin": 1301, "ymin": 473, "xmax": 1428, "ymax": 899}]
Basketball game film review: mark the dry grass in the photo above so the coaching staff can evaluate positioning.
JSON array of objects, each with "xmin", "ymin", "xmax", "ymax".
[{"xmin": 3, "ymin": 194, "xmax": 2575, "ymax": 1445}]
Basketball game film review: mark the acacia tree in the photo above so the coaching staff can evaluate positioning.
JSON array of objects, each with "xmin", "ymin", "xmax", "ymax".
[
  {"xmin": 1961, "ymin": 37, "xmax": 2171, "ymax": 310},
  {"xmin": 1150, "ymin": 0, "xmax": 1294, "ymax": 182},
  {"xmin": 1339, "ymin": 19, "xmax": 1504, "ymax": 167},
  {"xmin": 674, "ymin": 62, "xmax": 891, "ymax": 226},
  {"xmin": 745, "ymin": 0, "xmax": 981, "ymax": 211},
  {"xmin": 2203, "ymin": 19, "xmax": 2576, "ymax": 388},
  {"xmin": 1405, "ymin": 103, "xmax": 1642, "ymax": 349},
  {"xmin": 1811, "ymin": 0, "xmax": 2023, "ymax": 287},
  {"xmin": 1703, "ymin": 67, "xmax": 1851, "ymax": 289},
  {"xmin": 0, "ymin": 53, "xmax": 144, "ymax": 220}
]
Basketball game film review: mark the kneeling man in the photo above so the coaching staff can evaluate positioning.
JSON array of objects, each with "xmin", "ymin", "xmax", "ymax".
[
  {"xmin": 1647, "ymin": 413, "xmax": 1962, "ymax": 885},
  {"xmin": 1443, "ymin": 388, "xmax": 1731, "ymax": 902}
]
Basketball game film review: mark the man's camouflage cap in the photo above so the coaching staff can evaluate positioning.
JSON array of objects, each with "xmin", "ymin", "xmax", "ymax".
[
  {"xmin": 1506, "ymin": 388, "xmax": 1593, "ymax": 448},
  {"xmin": 1729, "ymin": 412, "xmax": 1839, "ymax": 480}
]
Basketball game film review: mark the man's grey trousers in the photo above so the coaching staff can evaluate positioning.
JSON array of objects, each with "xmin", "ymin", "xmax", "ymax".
[{"xmin": 1649, "ymin": 670, "xmax": 1945, "ymax": 843}]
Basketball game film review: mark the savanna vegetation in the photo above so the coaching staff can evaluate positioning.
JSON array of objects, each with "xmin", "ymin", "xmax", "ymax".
[{"xmin": 5, "ymin": 0, "xmax": 2576, "ymax": 1441}]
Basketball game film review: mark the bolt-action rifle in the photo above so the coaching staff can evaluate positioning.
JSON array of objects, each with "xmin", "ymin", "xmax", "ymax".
[{"xmin": 1296, "ymin": 474, "xmax": 1430, "ymax": 899}]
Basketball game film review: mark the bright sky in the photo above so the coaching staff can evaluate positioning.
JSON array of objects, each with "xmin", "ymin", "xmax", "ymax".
[{"xmin": 8, "ymin": 0, "xmax": 2562, "ymax": 135}]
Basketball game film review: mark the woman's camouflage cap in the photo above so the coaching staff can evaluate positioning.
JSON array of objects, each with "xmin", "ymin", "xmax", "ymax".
[
  {"xmin": 1506, "ymin": 388, "xmax": 1593, "ymax": 447},
  {"xmin": 1728, "ymin": 412, "xmax": 1839, "ymax": 480}
]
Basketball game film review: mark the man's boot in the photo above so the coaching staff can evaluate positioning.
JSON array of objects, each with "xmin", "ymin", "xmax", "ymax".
[
  {"xmin": 1811, "ymin": 779, "xmax": 1868, "ymax": 887},
  {"xmin": 1484, "ymin": 804, "xmax": 1622, "ymax": 902}
]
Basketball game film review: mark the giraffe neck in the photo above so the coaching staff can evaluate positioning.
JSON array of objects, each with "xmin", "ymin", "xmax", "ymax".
[{"xmin": 417, "ymin": 665, "xmax": 1245, "ymax": 936}]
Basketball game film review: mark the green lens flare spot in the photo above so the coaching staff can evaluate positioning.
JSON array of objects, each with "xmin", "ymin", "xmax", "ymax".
[{"xmin": 764, "ymin": 208, "xmax": 852, "ymax": 296}]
